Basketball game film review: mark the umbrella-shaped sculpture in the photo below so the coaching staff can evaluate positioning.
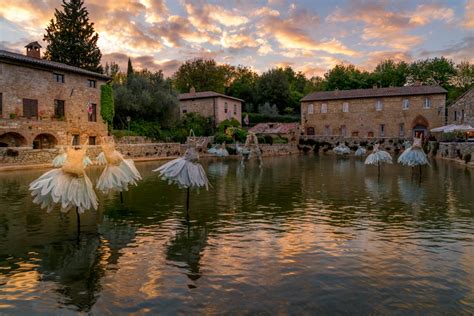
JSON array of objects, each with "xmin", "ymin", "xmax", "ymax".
[
  {"xmin": 333, "ymin": 142, "xmax": 351, "ymax": 155},
  {"xmin": 96, "ymin": 136, "xmax": 142, "ymax": 203},
  {"xmin": 355, "ymin": 145, "xmax": 366, "ymax": 157},
  {"xmin": 29, "ymin": 141, "xmax": 98, "ymax": 234},
  {"xmin": 207, "ymin": 142, "xmax": 229, "ymax": 157},
  {"xmin": 238, "ymin": 132, "xmax": 263, "ymax": 168},
  {"xmin": 153, "ymin": 138, "xmax": 210, "ymax": 221},
  {"xmin": 397, "ymin": 137, "xmax": 430, "ymax": 181},
  {"xmin": 365, "ymin": 143, "xmax": 393, "ymax": 178}
]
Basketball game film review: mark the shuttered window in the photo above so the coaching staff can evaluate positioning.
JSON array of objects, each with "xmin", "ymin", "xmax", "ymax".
[
  {"xmin": 23, "ymin": 98, "xmax": 38, "ymax": 119},
  {"xmin": 54, "ymin": 100, "xmax": 65, "ymax": 119},
  {"xmin": 88, "ymin": 104, "xmax": 97, "ymax": 122}
]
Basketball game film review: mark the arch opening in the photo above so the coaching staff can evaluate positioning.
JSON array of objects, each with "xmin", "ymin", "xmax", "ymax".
[
  {"xmin": 33, "ymin": 133, "xmax": 57, "ymax": 149},
  {"xmin": 0, "ymin": 132, "xmax": 28, "ymax": 147}
]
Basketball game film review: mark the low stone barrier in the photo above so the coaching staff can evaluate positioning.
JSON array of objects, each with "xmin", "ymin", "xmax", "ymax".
[
  {"xmin": 0, "ymin": 143, "xmax": 298, "ymax": 169},
  {"xmin": 0, "ymin": 143, "xmax": 181, "ymax": 167}
]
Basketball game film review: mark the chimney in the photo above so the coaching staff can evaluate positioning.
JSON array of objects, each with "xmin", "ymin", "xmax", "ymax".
[
  {"xmin": 25, "ymin": 41, "xmax": 42, "ymax": 59},
  {"xmin": 189, "ymin": 86, "xmax": 196, "ymax": 94}
]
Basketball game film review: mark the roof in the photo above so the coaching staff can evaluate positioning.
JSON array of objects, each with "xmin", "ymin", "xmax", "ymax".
[
  {"xmin": 25, "ymin": 41, "xmax": 42, "ymax": 48},
  {"xmin": 249, "ymin": 122, "xmax": 300, "ymax": 134},
  {"xmin": 450, "ymin": 87, "xmax": 474, "ymax": 107},
  {"xmin": 301, "ymin": 85, "xmax": 447, "ymax": 102},
  {"xmin": 0, "ymin": 50, "xmax": 110, "ymax": 80},
  {"xmin": 178, "ymin": 91, "xmax": 244, "ymax": 102}
]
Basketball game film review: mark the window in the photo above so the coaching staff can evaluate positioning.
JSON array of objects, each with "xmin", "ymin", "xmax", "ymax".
[
  {"xmin": 72, "ymin": 134, "xmax": 80, "ymax": 146},
  {"xmin": 182, "ymin": 105, "xmax": 187, "ymax": 114},
  {"xmin": 321, "ymin": 103, "xmax": 328, "ymax": 113},
  {"xmin": 54, "ymin": 100, "xmax": 65, "ymax": 119},
  {"xmin": 375, "ymin": 100, "xmax": 383, "ymax": 111},
  {"xmin": 234, "ymin": 104, "xmax": 237, "ymax": 115},
  {"xmin": 380, "ymin": 124, "xmax": 385, "ymax": 137},
  {"xmin": 23, "ymin": 98, "xmax": 38, "ymax": 119},
  {"xmin": 403, "ymin": 99, "xmax": 409, "ymax": 110},
  {"xmin": 306, "ymin": 127, "xmax": 315, "ymax": 135},
  {"xmin": 307, "ymin": 103, "xmax": 314, "ymax": 114},
  {"xmin": 224, "ymin": 102, "xmax": 228, "ymax": 113},
  {"xmin": 324, "ymin": 125, "xmax": 330, "ymax": 136},
  {"xmin": 0, "ymin": 93, "xmax": 2, "ymax": 116},
  {"xmin": 88, "ymin": 103, "xmax": 97, "ymax": 122},
  {"xmin": 54, "ymin": 73, "xmax": 64, "ymax": 83},
  {"xmin": 352, "ymin": 131, "xmax": 359, "ymax": 137},
  {"xmin": 87, "ymin": 79, "xmax": 97, "ymax": 88},
  {"xmin": 454, "ymin": 110, "xmax": 457, "ymax": 121},
  {"xmin": 88, "ymin": 136, "xmax": 96, "ymax": 145},
  {"xmin": 368, "ymin": 131, "xmax": 374, "ymax": 137},
  {"xmin": 461, "ymin": 109, "xmax": 465, "ymax": 122},
  {"xmin": 341, "ymin": 125, "xmax": 347, "ymax": 137},
  {"xmin": 342, "ymin": 102, "xmax": 349, "ymax": 113},
  {"xmin": 399, "ymin": 123, "xmax": 405, "ymax": 137},
  {"xmin": 423, "ymin": 97, "xmax": 431, "ymax": 109}
]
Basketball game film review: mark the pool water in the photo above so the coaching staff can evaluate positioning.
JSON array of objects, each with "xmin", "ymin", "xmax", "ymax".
[{"xmin": 0, "ymin": 155, "xmax": 473, "ymax": 314}]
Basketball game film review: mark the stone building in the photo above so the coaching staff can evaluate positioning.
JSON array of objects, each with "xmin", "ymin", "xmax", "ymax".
[
  {"xmin": 448, "ymin": 87, "xmax": 474, "ymax": 126},
  {"xmin": 301, "ymin": 85, "xmax": 447, "ymax": 139},
  {"xmin": 0, "ymin": 42, "xmax": 110, "ymax": 148},
  {"xmin": 178, "ymin": 89, "xmax": 243, "ymax": 126}
]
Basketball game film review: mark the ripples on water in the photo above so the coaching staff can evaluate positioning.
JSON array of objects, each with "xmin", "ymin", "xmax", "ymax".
[{"xmin": 0, "ymin": 155, "xmax": 473, "ymax": 314}]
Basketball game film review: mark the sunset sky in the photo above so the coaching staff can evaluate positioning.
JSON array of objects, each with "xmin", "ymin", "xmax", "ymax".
[{"xmin": 0, "ymin": 0, "xmax": 472, "ymax": 77}]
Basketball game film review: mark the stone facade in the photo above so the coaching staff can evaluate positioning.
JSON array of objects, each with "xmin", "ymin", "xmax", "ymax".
[
  {"xmin": 301, "ymin": 86, "xmax": 446, "ymax": 140},
  {"xmin": 438, "ymin": 142, "xmax": 474, "ymax": 159},
  {"xmin": 0, "ymin": 47, "xmax": 109, "ymax": 148},
  {"xmin": 448, "ymin": 87, "xmax": 474, "ymax": 126},
  {"xmin": 179, "ymin": 91, "xmax": 243, "ymax": 125}
]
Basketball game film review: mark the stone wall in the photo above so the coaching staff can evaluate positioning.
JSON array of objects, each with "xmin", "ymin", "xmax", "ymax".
[
  {"xmin": 300, "ymin": 136, "xmax": 409, "ymax": 150},
  {"xmin": 179, "ymin": 96, "xmax": 242, "ymax": 125},
  {"xmin": 438, "ymin": 142, "xmax": 474, "ymax": 159},
  {"xmin": 448, "ymin": 88, "xmax": 474, "ymax": 126},
  {"xmin": 0, "ymin": 143, "xmax": 181, "ymax": 166},
  {"xmin": 0, "ymin": 142, "xmax": 298, "ymax": 167},
  {"xmin": 0, "ymin": 62, "xmax": 108, "ymax": 147},
  {"xmin": 301, "ymin": 93, "xmax": 445, "ymax": 138}
]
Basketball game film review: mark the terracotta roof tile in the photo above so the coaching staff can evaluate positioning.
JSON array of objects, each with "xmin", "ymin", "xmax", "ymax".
[
  {"xmin": 178, "ymin": 91, "xmax": 244, "ymax": 102},
  {"xmin": 302, "ymin": 85, "xmax": 447, "ymax": 102},
  {"xmin": 0, "ymin": 50, "xmax": 110, "ymax": 80}
]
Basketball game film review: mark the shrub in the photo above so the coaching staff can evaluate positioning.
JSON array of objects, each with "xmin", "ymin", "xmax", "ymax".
[
  {"xmin": 100, "ymin": 84, "xmax": 115, "ymax": 127},
  {"xmin": 215, "ymin": 132, "xmax": 233, "ymax": 144}
]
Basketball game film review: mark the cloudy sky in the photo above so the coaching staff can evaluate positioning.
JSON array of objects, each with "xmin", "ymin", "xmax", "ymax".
[{"xmin": 0, "ymin": 0, "xmax": 472, "ymax": 77}]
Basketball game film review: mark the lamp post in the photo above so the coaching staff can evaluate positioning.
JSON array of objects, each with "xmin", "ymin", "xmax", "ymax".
[{"xmin": 126, "ymin": 116, "xmax": 131, "ymax": 144}]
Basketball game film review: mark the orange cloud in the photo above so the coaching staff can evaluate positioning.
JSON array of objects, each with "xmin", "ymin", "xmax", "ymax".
[{"xmin": 462, "ymin": 0, "xmax": 474, "ymax": 29}]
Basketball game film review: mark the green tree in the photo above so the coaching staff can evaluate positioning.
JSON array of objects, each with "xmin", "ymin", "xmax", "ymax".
[
  {"xmin": 43, "ymin": 0, "xmax": 102, "ymax": 72},
  {"xmin": 173, "ymin": 59, "xmax": 231, "ymax": 93},
  {"xmin": 127, "ymin": 57, "xmax": 134, "ymax": 77},
  {"xmin": 256, "ymin": 68, "xmax": 291, "ymax": 114},
  {"xmin": 226, "ymin": 66, "xmax": 258, "ymax": 112},
  {"xmin": 372, "ymin": 59, "xmax": 409, "ymax": 87},
  {"xmin": 113, "ymin": 69, "xmax": 178, "ymax": 129},
  {"xmin": 324, "ymin": 64, "xmax": 372, "ymax": 90},
  {"xmin": 408, "ymin": 57, "xmax": 456, "ymax": 88},
  {"xmin": 453, "ymin": 61, "xmax": 474, "ymax": 90}
]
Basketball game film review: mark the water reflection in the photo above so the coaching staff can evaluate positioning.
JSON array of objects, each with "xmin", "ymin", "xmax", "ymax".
[{"xmin": 0, "ymin": 156, "xmax": 473, "ymax": 314}]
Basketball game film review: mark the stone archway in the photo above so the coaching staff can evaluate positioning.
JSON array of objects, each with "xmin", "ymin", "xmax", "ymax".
[
  {"xmin": 33, "ymin": 133, "xmax": 58, "ymax": 149},
  {"xmin": 0, "ymin": 132, "xmax": 28, "ymax": 147},
  {"xmin": 412, "ymin": 115, "xmax": 429, "ymax": 138}
]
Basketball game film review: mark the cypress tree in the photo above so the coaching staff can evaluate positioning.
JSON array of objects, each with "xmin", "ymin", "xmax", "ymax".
[
  {"xmin": 127, "ymin": 58, "xmax": 134, "ymax": 77},
  {"xmin": 43, "ymin": 0, "xmax": 103, "ymax": 73}
]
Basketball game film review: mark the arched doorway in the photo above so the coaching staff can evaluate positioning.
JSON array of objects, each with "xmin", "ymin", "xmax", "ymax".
[
  {"xmin": 0, "ymin": 132, "xmax": 28, "ymax": 147},
  {"xmin": 412, "ymin": 115, "xmax": 429, "ymax": 138},
  {"xmin": 33, "ymin": 133, "xmax": 57, "ymax": 149},
  {"xmin": 306, "ymin": 127, "xmax": 315, "ymax": 135}
]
